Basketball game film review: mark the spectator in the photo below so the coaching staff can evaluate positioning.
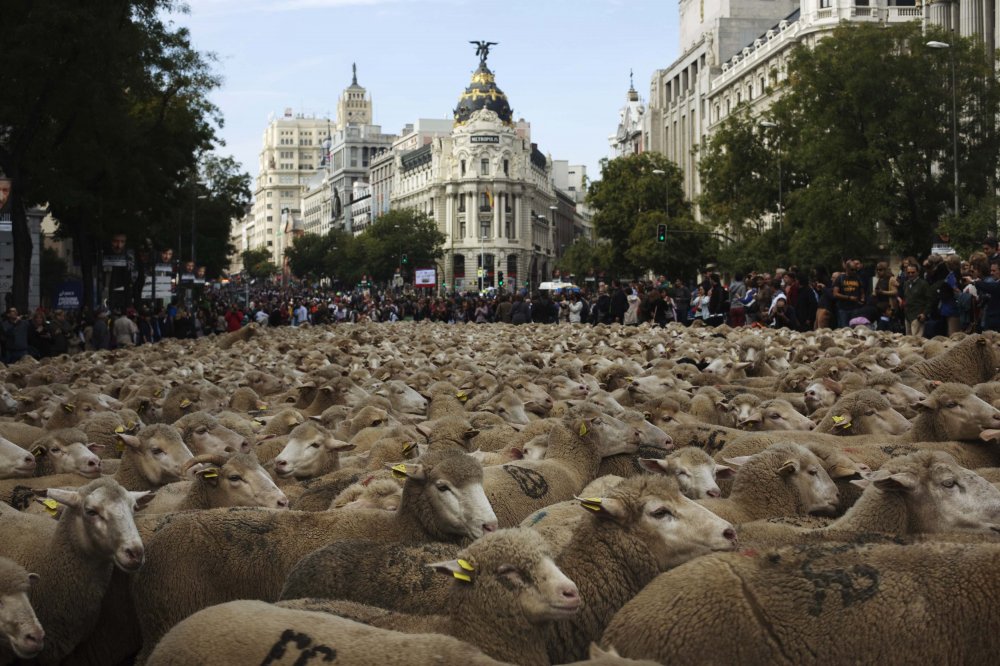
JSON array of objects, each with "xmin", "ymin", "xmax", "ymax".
[
  {"xmin": 902, "ymin": 262, "xmax": 934, "ymax": 337},
  {"xmin": 670, "ymin": 279, "xmax": 691, "ymax": 326},
  {"xmin": 833, "ymin": 260, "xmax": 866, "ymax": 328},
  {"xmin": 706, "ymin": 273, "xmax": 727, "ymax": 326},
  {"xmin": 112, "ymin": 310, "xmax": 138, "ymax": 347},
  {"xmin": 90, "ymin": 309, "xmax": 111, "ymax": 351},
  {"xmin": 609, "ymin": 281, "xmax": 629, "ymax": 325},
  {"xmin": 728, "ymin": 273, "xmax": 747, "ymax": 327},
  {"xmin": 27, "ymin": 311, "xmax": 54, "ymax": 358}
]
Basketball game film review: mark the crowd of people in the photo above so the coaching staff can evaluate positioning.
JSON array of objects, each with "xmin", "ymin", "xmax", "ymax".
[{"xmin": 4, "ymin": 238, "xmax": 1000, "ymax": 364}]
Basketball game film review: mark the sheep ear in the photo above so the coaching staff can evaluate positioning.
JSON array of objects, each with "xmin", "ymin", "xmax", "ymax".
[
  {"xmin": 44, "ymin": 487, "xmax": 81, "ymax": 509},
  {"xmin": 777, "ymin": 459, "xmax": 799, "ymax": 476},
  {"xmin": 723, "ymin": 456, "xmax": 752, "ymax": 467},
  {"xmin": 714, "ymin": 464, "xmax": 736, "ymax": 480},
  {"xmin": 574, "ymin": 495, "xmax": 627, "ymax": 521},
  {"xmin": 386, "ymin": 462, "xmax": 425, "ymax": 481},
  {"xmin": 428, "ymin": 559, "xmax": 475, "ymax": 583},
  {"xmin": 913, "ymin": 396, "xmax": 936, "ymax": 412},
  {"xmin": 462, "ymin": 428, "xmax": 481, "ymax": 441},
  {"xmin": 27, "ymin": 573, "xmax": 39, "ymax": 586},
  {"xmin": 509, "ymin": 447, "xmax": 524, "ymax": 460},
  {"xmin": 850, "ymin": 478, "xmax": 871, "ymax": 489},
  {"xmin": 638, "ymin": 458, "xmax": 669, "ymax": 474},
  {"xmin": 589, "ymin": 644, "xmax": 620, "ymax": 659},
  {"xmin": 415, "ymin": 422, "xmax": 434, "ymax": 439},
  {"xmin": 131, "ymin": 491, "xmax": 155, "ymax": 510},
  {"xmin": 873, "ymin": 471, "xmax": 918, "ymax": 492},
  {"xmin": 828, "ymin": 463, "xmax": 861, "ymax": 479},
  {"xmin": 117, "ymin": 433, "xmax": 142, "ymax": 450},
  {"xmin": 830, "ymin": 413, "xmax": 853, "ymax": 433},
  {"xmin": 324, "ymin": 439, "xmax": 355, "ymax": 453},
  {"xmin": 87, "ymin": 442, "xmax": 106, "ymax": 454},
  {"xmin": 715, "ymin": 400, "xmax": 729, "ymax": 412}
]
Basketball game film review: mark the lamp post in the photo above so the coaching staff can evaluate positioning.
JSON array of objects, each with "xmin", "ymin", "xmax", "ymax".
[
  {"xmin": 549, "ymin": 204, "xmax": 558, "ymax": 261},
  {"xmin": 759, "ymin": 121, "xmax": 782, "ymax": 233},
  {"xmin": 480, "ymin": 234, "xmax": 487, "ymax": 291},
  {"xmin": 651, "ymin": 169, "xmax": 669, "ymax": 220},
  {"xmin": 927, "ymin": 40, "xmax": 959, "ymax": 219}
]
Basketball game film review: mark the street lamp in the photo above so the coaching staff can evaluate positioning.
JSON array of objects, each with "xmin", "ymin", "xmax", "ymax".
[
  {"xmin": 759, "ymin": 121, "xmax": 782, "ymax": 233},
  {"xmin": 927, "ymin": 40, "xmax": 959, "ymax": 219},
  {"xmin": 192, "ymin": 191, "xmax": 208, "ymax": 264},
  {"xmin": 480, "ymin": 234, "xmax": 488, "ymax": 291},
  {"xmin": 651, "ymin": 169, "xmax": 669, "ymax": 219}
]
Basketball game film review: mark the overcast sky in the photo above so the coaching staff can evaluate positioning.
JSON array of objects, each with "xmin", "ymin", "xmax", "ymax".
[{"xmin": 175, "ymin": 0, "xmax": 678, "ymax": 186}]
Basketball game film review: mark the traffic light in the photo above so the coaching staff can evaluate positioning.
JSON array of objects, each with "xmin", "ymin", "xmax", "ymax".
[
  {"xmin": 498, "ymin": 271, "xmax": 504, "ymax": 287},
  {"xmin": 401, "ymin": 254, "xmax": 408, "ymax": 264},
  {"xmin": 657, "ymin": 224, "xmax": 667, "ymax": 243}
]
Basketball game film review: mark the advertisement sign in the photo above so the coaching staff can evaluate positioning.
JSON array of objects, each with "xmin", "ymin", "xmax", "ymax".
[
  {"xmin": 414, "ymin": 268, "xmax": 436, "ymax": 287},
  {"xmin": 470, "ymin": 135, "xmax": 499, "ymax": 144},
  {"xmin": 54, "ymin": 281, "xmax": 83, "ymax": 310}
]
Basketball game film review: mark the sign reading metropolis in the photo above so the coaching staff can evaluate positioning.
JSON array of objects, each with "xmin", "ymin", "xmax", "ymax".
[{"xmin": 470, "ymin": 135, "xmax": 500, "ymax": 144}]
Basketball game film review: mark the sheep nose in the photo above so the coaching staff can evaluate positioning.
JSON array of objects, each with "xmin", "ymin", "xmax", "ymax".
[
  {"xmin": 22, "ymin": 455, "xmax": 34, "ymax": 465},
  {"xmin": 275, "ymin": 459, "xmax": 287, "ymax": 469},
  {"xmin": 707, "ymin": 488, "xmax": 721, "ymax": 498},
  {"xmin": 22, "ymin": 628, "xmax": 44, "ymax": 648},
  {"xmin": 276, "ymin": 496, "xmax": 289, "ymax": 508},
  {"xmin": 482, "ymin": 521, "xmax": 498, "ymax": 533},
  {"xmin": 122, "ymin": 545, "xmax": 145, "ymax": 567},
  {"xmin": 807, "ymin": 422, "xmax": 816, "ymax": 430},
  {"xmin": 559, "ymin": 583, "xmax": 580, "ymax": 603},
  {"xmin": 723, "ymin": 528, "xmax": 738, "ymax": 543},
  {"xmin": 87, "ymin": 459, "xmax": 99, "ymax": 468}
]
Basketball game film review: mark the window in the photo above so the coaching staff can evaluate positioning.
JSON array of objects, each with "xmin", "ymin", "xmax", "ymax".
[
  {"xmin": 459, "ymin": 197, "xmax": 466, "ymax": 212},
  {"xmin": 266, "ymin": 240, "xmax": 273, "ymax": 247},
  {"xmin": 266, "ymin": 203, "xmax": 273, "ymax": 210},
  {"xmin": 503, "ymin": 159, "xmax": 509, "ymax": 176},
  {"xmin": 454, "ymin": 254, "xmax": 465, "ymax": 278},
  {"xmin": 480, "ymin": 193, "xmax": 491, "ymax": 211},
  {"xmin": 350, "ymin": 147, "xmax": 358, "ymax": 167},
  {"xmin": 461, "ymin": 159, "xmax": 466, "ymax": 176},
  {"xmin": 266, "ymin": 191, "xmax": 273, "ymax": 198},
  {"xmin": 480, "ymin": 158, "xmax": 489, "ymax": 176}
]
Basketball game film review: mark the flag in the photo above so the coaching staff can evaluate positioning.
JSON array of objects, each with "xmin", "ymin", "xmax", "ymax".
[{"xmin": 486, "ymin": 189, "xmax": 494, "ymax": 209}]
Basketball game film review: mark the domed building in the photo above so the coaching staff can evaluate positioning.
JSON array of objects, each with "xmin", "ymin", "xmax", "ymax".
[{"xmin": 381, "ymin": 45, "xmax": 572, "ymax": 293}]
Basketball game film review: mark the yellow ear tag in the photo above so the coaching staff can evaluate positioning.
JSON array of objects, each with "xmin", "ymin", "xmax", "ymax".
[
  {"xmin": 832, "ymin": 415, "xmax": 851, "ymax": 429},
  {"xmin": 154, "ymin": 389, "xmax": 163, "ymax": 397},
  {"xmin": 62, "ymin": 403, "xmax": 75, "ymax": 413},
  {"xmin": 115, "ymin": 439, "xmax": 125, "ymax": 453},
  {"xmin": 179, "ymin": 398, "xmax": 192, "ymax": 409},
  {"xmin": 30, "ymin": 446, "xmax": 44, "ymax": 458},
  {"xmin": 126, "ymin": 421, "xmax": 136, "ymax": 431},
  {"xmin": 452, "ymin": 571, "xmax": 473, "ymax": 583},
  {"xmin": 832, "ymin": 415, "xmax": 845, "ymax": 423},
  {"xmin": 455, "ymin": 391, "xmax": 468, "ymax": 402},
  {"xmin": 625, "ymin": 376, "xmax": 634, "ymax": 382},
  {"xmin": 579, "ymin": 423, "xmax": 588, "ymax": 436},
  {"xmin": 457, "ymin": 559, "xmax": 475, "ymax": 572},
  {"xmin": 257, "ymin": 402, "xmax": 268, "ymax": 410},
  {"xmin": 202, "ymin": 470, "xmax": 219, "ymax": 478},
  {"xmin": 391, "ymin": 463, "xmax": 408, "ymax": 480},
  {"xmin": 41, "ymin": 498, "xmax": 59, "ymax": 516},
  {"xmin": 579, "ymin": 497, "xmax": 603, "ymax": 512},
  {"xmin": 115, "ymin": 425, "xmax": 125, "ymax": 434},
  {"xmin": 402, "ymin": 442, "xmax": 416, "ymax": 454}
]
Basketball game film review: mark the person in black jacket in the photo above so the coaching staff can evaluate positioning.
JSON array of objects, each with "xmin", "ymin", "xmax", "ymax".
[
  {"xmin": 592, "ymin": 284, "xmax": 612, "ymax": 325},
  {"xmin": 532, "ymin": 292, "xmax": 556, "ymax": 324},
  {"xmin": 706, "ymin": 273, "xmax": 727, "ymax": 326},
  {"xmin": 609, "ymin": 281, "xmax": 629, "ymax": 324},
  {"xmin": 510, "ymin": 294, "xmax": 529, "ymax": 325}
]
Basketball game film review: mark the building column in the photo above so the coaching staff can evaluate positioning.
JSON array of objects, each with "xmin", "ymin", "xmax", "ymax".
[
  {"xmin": 986, "ymin": 0, "xmax": 995, "ymax": 58},
  {"xmin": 445, "ymin": 194, "xmax": 454, "ymax": 240},
  {"xmin": 493, "ymin": 192, "xmax": 502, "ymax": 239},
  {"xmin": 928, "ymin": 1, "xmax": 950, "ymax": 30},
  {"xmin": 961, "ymin": 0, "xmax": 974, "ymax": 36},
  {"xmin": 973, "ymin": 0, "xmax": 985, "ymax": 37},
  {"xmin": 466, "ymin": 192, "xmax": 475, "ymax": 240},
  {"xmin": 513, "ymin": 194, "xmax": 520, "ymax": 241}
]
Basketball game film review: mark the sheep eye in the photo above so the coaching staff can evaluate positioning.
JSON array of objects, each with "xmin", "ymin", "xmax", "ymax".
[
  {"xmin": 676, "ymin": 470, "xmax": 690, "ymax": 477},
  {"xmin": 945, "ymin": 402, "xmax": 959, "ymax": 409},
  {"xmin": 808, "ymin": 469, "xmax": 819, "ymax": 476},
  {"xmin": 865, "ymin": 410, "xmax": 876, "ymax": 417},
  {"xmin": 942, "ymin": 479, "xmax": 956, "ymax": 488},
  {"xmin": 151, "ymin": 448, "xmax": 164, "ymax": 455},
  {"xmin": 435, "ymin": 483, "xmax": 451, "ymax": 493},
  {"xmin": 769, "ymin": 413, "xmax": 781, "ymax": 420},
  {"xmin": 195, "ymin": 427, "xmax": 208, "ymax": 435},
  {"xmin": 228, "ymin": 475, "xmax": 242, "ymax": 483},
  {"xmin": 309, "ymin": 442, "xmax": 321, "ymax": 449},
  {"xmin": 650, "ymin": 507, "xmax": 674, "ymax": 519},
  {"xmin": 85, "ymin": 508, "xmax": 99, "ymax": 517}
]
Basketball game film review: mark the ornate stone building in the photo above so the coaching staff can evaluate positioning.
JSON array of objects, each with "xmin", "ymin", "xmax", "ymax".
[
  {"xmin": 609, "ymin": 73, "xmax": 646, "ymax": 158},
  {"xmin": 385, "ymin": 48, "xmax": 567, "ymax": 292}
]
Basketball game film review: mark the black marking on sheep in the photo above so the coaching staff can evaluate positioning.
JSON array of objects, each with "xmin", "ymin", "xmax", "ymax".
[
  {"xmin": 504, "ymin": 466, "xmax": 549, "ymax": 499},
  {"xmin": 705, "ymin": 430, "xmax": 728, "ymax": 456},
  {"xmin": 799, "ymin": 550, "xmax": 880, "ymax": 617},
  {"xmin": 10, "ymin": 485, "xmax": 36, "ymax": 511},
  {"xmin": 261, "ymin": 629, "xmax": 336, "ymax": 665},
  {"xmin": 879, "ymin": 444, "xmax": 917, "ymax": 457}
]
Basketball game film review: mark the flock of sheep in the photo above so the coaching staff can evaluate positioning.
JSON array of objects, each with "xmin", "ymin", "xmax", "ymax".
[{"xmin": 0, "ymin": 319, "xmax": 998, "ymax": 665}]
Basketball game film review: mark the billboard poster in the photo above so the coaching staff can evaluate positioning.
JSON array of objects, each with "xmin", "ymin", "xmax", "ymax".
[{"xmin": 414, "ymin": 268, "xmax": 436, "ymax": 287}]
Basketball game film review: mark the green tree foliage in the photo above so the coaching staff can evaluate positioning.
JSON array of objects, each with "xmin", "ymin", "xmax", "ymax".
[
  {"xmin": 587, "ymin": 153, "xmax": 713, "ymax": 278},
  {"xmin": 0, "ymin": 1, "xmax": 241, "ymax": 308},
  {"xmin": 241, "ymin": 249, "xmax": 277, "ymax": 280},
  {"xmin": 699, "ymin": 22, "xmax": 999, "ymax": 271},
  {"xmin": 284, "ymin": 210, "xmax": 446, "ymax": 286}
]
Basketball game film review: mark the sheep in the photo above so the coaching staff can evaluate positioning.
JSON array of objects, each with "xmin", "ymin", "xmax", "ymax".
[
  {"xmin": 483, "ymin": 411, "xmax": 642, "ymax": 527},
  {"xmin": 813, "ymin": 389, "xmax": 912, "ymax": 436},
  {"xmin": 272, "ymin": 421, "xmax": 355, "ymax": 480},
  {"xmin": 142, "ymin": 453, "xmax": 289, "ymax": 513},
  {"xmin": 737, "ymin": 450, "xmax": 1000, "ymax": 547},
  {"xmin": 540, "ymin": 474, "xmax": 738, "ymax": 664},
  {"xmin": 898, "ymin": 333, "xmax": 997, "ymax": 385},
  {"xmin": 172, "ymin": 411, "xmax": 249, "ymax": 456},
  {"xmin": 146, "ymin": 600, "xmax": 509, "ymax": 666},
  {"xmin": 371, "ymin": 379, "xmax": 428, "ymax": 416},
  {"xmin": 0, "ymin": 556, "xmax": 44, "ymax": 661},
  {"xmin": 329, "ymin": 476, "xmax": 402, "ymax": 511},
  {"xmin": 0, "ymin": 421, "xmax": 46, "ymax": 448},
  {"xmin": 0, "ymin": 478, "xmax": 150, "ymax": 664},
  {"xmin": 28, "ymin": 428, "xmax": 103, "ymax": 478},
  {"xmin": 279, "ymin": 538, "xmax": 461, "ymax": 613},
  {"xmin": 215, "ymin": 323, "xmax": 256, "ymax": 350},
  {"xmin": 258, "ymin": 407, "xmax": 306, "ymax": 437},
  {"xmin": 699, "ymin": 443, "xmax": 841, "ymax": 524},
  {"xmin": 866, "ymin": 372, "xmax": 927, "ymax": 416},
  {"xmin": 131, "ymin": 449, "xmax": 498, "ymax": 661},
  {"xmin": 76, "ymin": 409, "xmax": 142, "ymax": 460},
  {"xmin": 113, "ymin": 425, "xmax": 194, "ymax": 491},
  {"xmin": 157, "ymin": 383, "xmax": 227, "ymax": 424},
  {"xmin": 602, "ymin": 541, "xmax": 1000, "ymax": 664},
  {"xmin": 279, "ymin": 528, "xmax": 581, "ymax": 666},
  {"xmin": 478, "ymin": 387, "xmax": 531, "ymax": 425},
  {"xmin": 640, "ymin": 446, "xmax": 735, "ymax": 499},
  {"xmin": 43, "ymin": 391, "xmax": 117, "ymax": 430},
  {"xmin": 0, "ymin": 434, "xmax": 36, "ymax": 480}
]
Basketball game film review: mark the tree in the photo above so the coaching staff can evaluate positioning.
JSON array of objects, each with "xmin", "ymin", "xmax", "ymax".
[
  {"xmin": 0, "ymin": 1, "xmax": 226, "ymax": 309},
  {"xmin": 699, "ymin": 22, "xmax": 999, "ymax": 271},
  {"xmin": 241, "ymin": 249, "xmax": 277, "ymax": 280},
  {"xmin": 358, "ymin": 210, "xmax": 446, "ymax": 282},
  {"xmin": 587, "ymin": 152, "xmax": 712, "ymax": 278},
  {"xmin": 285, "ymin": 230, "xmax": 353, "ymax": 282}
]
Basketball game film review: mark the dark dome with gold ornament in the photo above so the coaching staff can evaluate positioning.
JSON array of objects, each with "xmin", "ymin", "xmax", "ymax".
[{"xmin": 454, "ymin": 41, "xmax": 512, "ymax": 126}]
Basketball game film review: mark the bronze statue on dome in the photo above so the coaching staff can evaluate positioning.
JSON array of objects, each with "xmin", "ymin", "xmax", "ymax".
[{"xmin": 470, "ymin": 41, "xmax": 498, "ymax": 66}]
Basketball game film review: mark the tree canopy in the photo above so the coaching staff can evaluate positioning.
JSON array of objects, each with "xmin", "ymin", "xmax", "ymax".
[
  {"xmin": 586, "ymin": 152, "xmax": 716, "ymax": 279},
  {"xmin": 699, "ymin": 22, "xmax": 1000, "ymax": 271},
  {"xmin": 0, "ymin": 1, "xmax": 248, "ymax": 308}
]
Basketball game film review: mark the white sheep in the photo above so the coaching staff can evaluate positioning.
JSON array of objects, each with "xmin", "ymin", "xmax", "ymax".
[{"xmin": 0, "ymin": 556, "xmax": 44, "ymax": 661}]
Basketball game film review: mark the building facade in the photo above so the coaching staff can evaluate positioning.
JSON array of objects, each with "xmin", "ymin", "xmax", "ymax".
[
  {"xmin": 640, "ymin": 0, "xmax": 964, "ymax": 216},
  {"xmin": 609, "ymin": 74, "xmax": 646, "ymax": 159}
]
